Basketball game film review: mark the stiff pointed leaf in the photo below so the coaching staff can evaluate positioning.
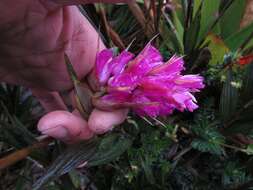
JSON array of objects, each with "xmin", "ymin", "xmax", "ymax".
[
  {"xmin": 64, "ymin": 54, "xmax": 93, "ymax": 119},
  {"xmin": 160, "ymin": 21, "xmax": 183, "ymax": 53},
  {"xmin": 32, "ymin": 139, "xmax": 99, "ymax": 190},
  {"xmin": 220, "ymin": 0, "xmax": 246, "ymax": 39},
  {"xmin": 64, "ymin": 54, "xmax": 78, "ymax": 82},
  {"xmin": 220, "ymin": 68, "xmax": 239, "ymax": 122},
  {"xmin": 184, "ymin": 7, "xmax": 201, "ymax": 54},
  {"xmin": 225, "ymin": 22, "xmax": 253, "ymax": 52},
  {"xmin": 74, "ymin": 83, "xmax": 93, "ymax": 119},
  {"xmin": 87, "ymin": 133, "xmax": 132, "ymax": 166},
  {"xmin": 198, "ymin": 0, "xmax": 220, "ymax": 43},
  {"xmin": 192, "ymin": 0, "xmax": 202, "ymax": 19},
  {"xmin": 172, "ymin": 11, "xmax": 184, "ymax": 52}
]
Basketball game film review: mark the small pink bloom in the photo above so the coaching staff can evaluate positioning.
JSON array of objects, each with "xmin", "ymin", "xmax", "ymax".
[{"xmin": 94, "ymin": 43, "xmax": 204, "ymax": 117}]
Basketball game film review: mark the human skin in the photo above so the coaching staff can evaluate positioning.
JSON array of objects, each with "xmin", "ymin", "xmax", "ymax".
[{"xmin": 0, "ymin": 0, "xmax": 129, "ymax": 142}]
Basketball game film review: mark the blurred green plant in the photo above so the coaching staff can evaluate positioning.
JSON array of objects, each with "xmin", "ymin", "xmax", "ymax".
[{"xmin": 2, "ymin": 0, "xmax": 253, "ymax": 189}]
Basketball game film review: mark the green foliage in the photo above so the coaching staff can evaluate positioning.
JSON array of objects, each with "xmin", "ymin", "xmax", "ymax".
[
  {"xmin": 222, "ymin": 162, "xmax": 252, "ymax": 189},
  {"xmin": 191, "ymin": 111, "xmax": 225, "ymax": 155},
  {"xmin": 2, "ymin": 1, "xmax": 253, "ymax": 190},
  {"xmin": 220, "ymin": 0, "xmax": 246, "ymax": 38}
]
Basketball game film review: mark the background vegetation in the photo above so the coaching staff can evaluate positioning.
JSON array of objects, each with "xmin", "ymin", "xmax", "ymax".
[{"xmin": 2, "ymin": 0, "xmax": 253, "ymax": 189}]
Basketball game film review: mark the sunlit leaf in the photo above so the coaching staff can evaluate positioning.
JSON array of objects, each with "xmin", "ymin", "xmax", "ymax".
[
  {"xmin": 198, "ymin": 0, "xmax": 220, "ymax": 43},
  {"xmin": 192, "ymin": 0, "xmax": 202, "ymax": 19},
  {"xmin": 204, "ymin": 33, "xmax": 229, "ymax": 65}
]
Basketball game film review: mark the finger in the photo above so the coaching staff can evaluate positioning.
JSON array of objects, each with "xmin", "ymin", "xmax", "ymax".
[
  {"xmin": 50, "ymin": 0, "xmax": 131, "ymax": 6},
  {"xmin": 38, "ymin": 110, "xmax": 94, "ymax": 143},
  {"xmin": 88, "ymin": 108, "xmax": 128, "ymax": 134},
  {"xmin": 32, "ymin": 88, "xmax": 67, "ymax": 112}
]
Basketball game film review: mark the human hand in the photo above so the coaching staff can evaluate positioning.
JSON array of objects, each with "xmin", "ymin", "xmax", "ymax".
[{"xmin": 0, "ymin": 0, "xmax": 129, "ymax": 143}]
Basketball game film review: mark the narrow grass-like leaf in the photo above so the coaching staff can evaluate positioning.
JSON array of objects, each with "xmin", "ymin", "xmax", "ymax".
[
  {"xmin": 162, "ymin": 10, "xmax": 184, "ymax": 53},
  {"xmin": 220, "ymin": 0, "xmax": 246, "ymax": 39},
  {"xmin": 160, "ymin": 20, "xmax": 182, "ymax": 53},
  {"xmin": 183, "ymin": 7, "xmax": 201, "ymax": 54},
  {"xmin": 172, "ymin": 11, "xmax": 184, "ymax": 47},
  {"xmin": 33, "ymin": 139, "xmax": 99, "ymax": 190},
  {"xmin": 192, "ymin": 0, "xmax": 202, "ymax": 19},
  {"xmin": 225, "ymin": 22, "xmax": 253, "ymax": 52},
  {"xmin": 64, "ymin": 55, "xmax": 93, "ymax": 119},
  {"xmin": 198, "ymin": 0, "xmax": 220, "ymax": 43}
]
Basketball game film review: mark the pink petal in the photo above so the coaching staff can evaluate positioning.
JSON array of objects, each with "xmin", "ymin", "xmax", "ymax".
[
  {"xmin": 108, "ymin": 73, "xmax": 138, "ymax": 92},
  {"xmin": 126, "ymin": 43, "xmax": 163, "ymax": 76},
  {"xmin": 174, "ymin": 75, "xmax": 205, "ymax": 89},
  {"xmin": 93, "ymin": 92, "xmax": 131, "ymax": 111},
  {"xmin": 111, "ymin": 51, "xmax": 134, "ymax": 76},
  {"xmin": 185, "ymin": 99, "xmax": 199, "ymax": 112},
  {"xmin": 95, "ymin": 49, "xmax": 114, "ymax": 85},
  {"xmin": 93, "ymin": 44, "xmax": 204, "ymax": 117},
  {"xmin": 131, "ymin": 91, "xmax": 174, "ymax": 117},
  {"xmin": 149, "ymin": 55, "xmax": 184, "ymax": 76}
]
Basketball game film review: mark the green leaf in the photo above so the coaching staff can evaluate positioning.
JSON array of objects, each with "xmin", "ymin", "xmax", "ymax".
[
  {"xmin": 33, "ymin": 139, "xmax": 99, "ymax": 190},
  {"xmin": 191, "ymin": 121, "xmax": 225, "ymax": 155},
  {"xmin": 245, "ymin": 144, "xmax": 253, "ymax": 155},
  {"xmin": 220, "ymin": 0, "xmax": 246, "ymax": 39},
  {"xmin": 204, "ymin": 33, "xmax": 229, "ymax": 65},
  {"xmin": 192, "ymin": 0, "xmax": 202, "ymax": 19},
  {"xmin": 87, "ymin": 133, "xmax": 132, "ymax": 166},
  {"xmin": 160, "ymin": 20, "xmax": 183, "ymax": 53},
  {"xmin": 220, "ymin": 68, "xmax": 239, "ymax": 122},
  {"xmin": 184, "ymin": 7, "xmax": 201, "ymax": 54},
  {"xmin": 225, "ymin": 22, "xmax": 253, "ymax": 52},
  {"xmin": 140, "ymin": 156, "xmax": 155, "ymax": 184},
  {"xmin": 198, "ymin": 0, "xmax": 220, "ymax": 43},
  {"xmin": 191, "ymin": 139, "xmax": 224, "ymax": 155},
  {"xmin": 172, "ymin": 11, "xmax": 184, "ymax": 48},
  {"xmin": 222, "ymin": 162, "xmax": 252, "ymax": 188}
]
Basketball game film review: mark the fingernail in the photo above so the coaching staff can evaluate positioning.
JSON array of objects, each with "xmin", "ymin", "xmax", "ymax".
[{"xmin": 40, "ymin": 125, "xmax": 69, "ymax": 139}]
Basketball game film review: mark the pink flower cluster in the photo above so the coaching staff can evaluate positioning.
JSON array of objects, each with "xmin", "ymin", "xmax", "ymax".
[{"xmin": 94, "ymin": 43, "xmax": 204, "ymax": 117}]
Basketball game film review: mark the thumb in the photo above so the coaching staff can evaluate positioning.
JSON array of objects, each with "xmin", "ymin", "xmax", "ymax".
[
  {"xmin": 88, "ymin": 108, "xmax": 128, "ymax": 134},
  {"xmin": 38, "ymin": 110, "xmax": 94, "ymax": 143}
]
